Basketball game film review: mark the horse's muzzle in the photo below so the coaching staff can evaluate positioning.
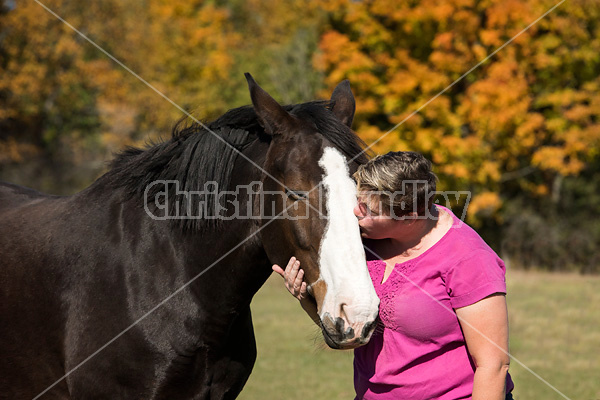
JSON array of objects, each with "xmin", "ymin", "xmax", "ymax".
[{"xmin": 320, "ymin": 312, "xmax": 378, "ymax": 349}]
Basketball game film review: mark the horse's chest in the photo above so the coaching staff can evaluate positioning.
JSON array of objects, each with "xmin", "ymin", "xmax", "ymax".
[{"xmin": 150, "ymin": 311, "xmax": 257, "ymax": 399}]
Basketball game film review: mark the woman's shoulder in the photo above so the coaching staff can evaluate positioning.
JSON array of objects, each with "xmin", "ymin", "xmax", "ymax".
[
  {"xmin": 437, "ymin": 206, "xmax": 490, "ymax": 245},
  {"xmin": 431, "ymin": 206, "xmax": 501, "ymax": 264}
]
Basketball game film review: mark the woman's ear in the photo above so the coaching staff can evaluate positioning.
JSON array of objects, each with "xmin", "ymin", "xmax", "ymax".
[{"xmin": 401, "ymin": 212, "xmax": 420, "ymax": 224}]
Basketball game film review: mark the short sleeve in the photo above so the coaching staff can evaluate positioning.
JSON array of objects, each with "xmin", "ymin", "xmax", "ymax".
[{"xmin": 445, "ymin": 249, "xmax": 507, "ymax": 309}]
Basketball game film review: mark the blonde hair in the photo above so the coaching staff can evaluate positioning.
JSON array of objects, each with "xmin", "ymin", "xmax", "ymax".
[{"xmin": 353, "ymin": 151, "xmax": 437, "ymax": 216}]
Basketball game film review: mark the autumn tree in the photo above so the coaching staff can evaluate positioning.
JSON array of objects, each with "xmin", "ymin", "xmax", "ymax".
[
  {"xmin": 1, "ymin": 0, "xmax": 330, "ymax": 194},
  {"xmin": 0, "ymin": 0, "xmax": 242, "ymax": 192},
  {"xmin": 316, "ymin": 0, "xmax": 600, "ymax": 270},
  {"xmin": 0, "ymin": 0, "xmax": 121, "ymax": 190}
]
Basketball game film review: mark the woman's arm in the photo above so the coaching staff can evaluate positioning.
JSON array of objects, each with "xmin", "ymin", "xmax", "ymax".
[
  {"xmin": 272, "ymin": 257, "xmax": 321, "ymax": 326},
  {"xmin": 455, "ymin": 293, "xmax": 511, "ymax": 400}
]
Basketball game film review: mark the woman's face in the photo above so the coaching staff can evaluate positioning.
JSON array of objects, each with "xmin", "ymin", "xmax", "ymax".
[{"xmin": 353, "ymin": 191, "xmax": 400, "ymax": 240}]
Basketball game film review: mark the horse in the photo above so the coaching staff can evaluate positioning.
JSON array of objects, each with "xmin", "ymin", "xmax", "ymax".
[{"xmin": 0, "ymin": 73, "xmax": 380, "ymax": 399}]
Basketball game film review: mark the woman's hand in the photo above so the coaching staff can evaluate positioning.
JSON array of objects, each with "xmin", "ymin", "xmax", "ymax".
[
  {"xmin": 272, "ymin": 256, "xmax": 308, "ymax": 301},
  {"xmin": 273, "ymin": 257, "xmax": 321, "ymax": 326}
]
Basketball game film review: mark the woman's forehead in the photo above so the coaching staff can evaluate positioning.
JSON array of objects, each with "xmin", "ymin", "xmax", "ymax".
[
  {"xmin": 356, "ymin": 189, "xmax": 371, "ymax": 198},
  {"xmin": 357, "ymin": 191, "xmax": 381, "ymax": 203}
]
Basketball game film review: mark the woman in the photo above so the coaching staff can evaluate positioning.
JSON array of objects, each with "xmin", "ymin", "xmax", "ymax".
[{"xmin": 273, "ymin": 151, "xmax": 514, "ymax": 400}]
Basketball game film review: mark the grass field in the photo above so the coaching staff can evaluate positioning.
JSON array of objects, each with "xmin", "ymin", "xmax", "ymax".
[{"xmin": 239, "ymin": 270, "xmax": 600, "ymax": 400}]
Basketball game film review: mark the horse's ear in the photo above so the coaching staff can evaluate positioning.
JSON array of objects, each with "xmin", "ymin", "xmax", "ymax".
[
  {"xmin": 245, "ymin": 73, "xmax": 294, "ymax": 136},
  {"xmin": 330, "ymin": 80, "xmax": 356, "ymax": 128}
]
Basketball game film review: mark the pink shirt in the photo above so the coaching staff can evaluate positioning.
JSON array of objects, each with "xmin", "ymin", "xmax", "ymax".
[{"xmin": 354, "ymin": 206, "xmax": 514, "ymax": 399}]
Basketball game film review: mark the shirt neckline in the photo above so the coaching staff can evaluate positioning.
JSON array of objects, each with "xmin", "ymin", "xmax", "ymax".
[{"xmin": 372, "ymin": 205, "xmax": 459, "ymax": 285}]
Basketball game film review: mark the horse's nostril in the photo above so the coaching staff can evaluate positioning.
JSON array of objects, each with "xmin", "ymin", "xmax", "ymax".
[
  {"xmin": 335, "ymin": 317, "xmax": 344, "ymax": 332},
  {"xmin": 361, "ymin": 321, "xmax": 376, "ymax": 338},
  {"xmin": 345, "ymin": 326, "xmax": 355, "ymax": 338}
]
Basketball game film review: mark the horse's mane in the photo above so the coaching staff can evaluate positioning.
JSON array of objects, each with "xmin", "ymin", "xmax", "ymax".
[{"xmin": 105, "ymin": 100, "xmax": 370, "ymax": 231}]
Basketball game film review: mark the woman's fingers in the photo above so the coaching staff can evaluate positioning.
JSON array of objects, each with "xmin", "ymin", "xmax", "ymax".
[
  {"xmin": 297, "ymin": 280, "xmax": 307, "ymax": 299},
  {"xmin": 273, "ymin": 256, "xmax": 307, "ymax": 300},
  {"xmin": 289, "ymin": 258, "xmax": 300, "ymax": 283},
  {"xmin": 300, "ymin": 282, "xmax": 307, "ymax": 297},
  {"xmin": 294, "ymin": 268, "xmax": 305, "ymax": 293},
  {"xmin": 272, "ymin": 256, "xmax": 296, "ymax": 280},
  {"xmin": 272, "ymin": 264, "xmax": 285, "ymax": 277},
  {"xmin": 284, "ymin": 257, "xmax": 297, "ymax": 275},
  {"xmin": 283, "ymin": 257, "xmax": 297, "ymax": 283}
]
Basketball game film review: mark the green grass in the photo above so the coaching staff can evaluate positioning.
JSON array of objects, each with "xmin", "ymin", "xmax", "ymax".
[
  {"xmin": 506, "ymin": 270, "xmax": 600, "ymax": 400},
  {"xmin": 239, "ymin": 271, "xmax": 600, "ymax": 400}
]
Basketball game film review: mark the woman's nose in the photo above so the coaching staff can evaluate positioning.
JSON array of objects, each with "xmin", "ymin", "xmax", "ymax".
[{"xmin": 353, "ymin": 204, "xmax": 364, "ymax": 219}]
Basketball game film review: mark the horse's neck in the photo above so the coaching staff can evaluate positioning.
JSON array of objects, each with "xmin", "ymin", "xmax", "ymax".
[
  {"xmin": 74, "ymin": 143, "xmax": 272, "ymax": 308},
  {"xmin": 109, "ymin": 183, "xmax": 269, "ymax": 306}
]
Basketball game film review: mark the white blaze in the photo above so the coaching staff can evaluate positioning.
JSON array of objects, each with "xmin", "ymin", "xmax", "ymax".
[{"xmin": 317, "ymin": 147, "xmax": 379, "ymax": 325}]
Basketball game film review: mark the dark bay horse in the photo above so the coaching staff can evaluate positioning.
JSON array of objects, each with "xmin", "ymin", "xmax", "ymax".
[{"xmin": 0, "ymin": 74, "xmax": 379, "ymax": 399}]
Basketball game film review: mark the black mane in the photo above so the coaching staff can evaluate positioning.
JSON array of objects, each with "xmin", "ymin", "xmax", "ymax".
[{"xmin": 106, "ymin": 100, "xmax": 370, "ymax": 231}]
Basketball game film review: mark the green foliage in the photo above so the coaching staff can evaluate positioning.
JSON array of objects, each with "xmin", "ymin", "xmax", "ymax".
[{"xmin": 488, "ymin": 158, "xmax": 600, "ymax": 274}]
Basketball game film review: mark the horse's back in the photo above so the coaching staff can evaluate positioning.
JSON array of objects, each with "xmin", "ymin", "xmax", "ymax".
[
  {"xmin": 0, "ymin": 181, "xmax": 59, "ymax": 254},
  {"xmin": 0, "ymin": 181, "xmax": 57, "ymax": 213},
  {"xmin": 0, "ymin": 181, "xmax": 60, "ymax": 258}
]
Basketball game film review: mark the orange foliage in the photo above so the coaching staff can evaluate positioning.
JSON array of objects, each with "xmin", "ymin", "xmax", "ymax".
[
  {"xmin": 315, "ymin": 0, "xmax": 600, "ymax": 216},
  {"xmin": 0, "ymin": 0, "xmax": 242, "ymax": 186}
]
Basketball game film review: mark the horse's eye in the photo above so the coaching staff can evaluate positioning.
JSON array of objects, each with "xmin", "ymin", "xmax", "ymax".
[{"xmin": 286, "ymin": 189, "xmax": 308, "ymax": 201}]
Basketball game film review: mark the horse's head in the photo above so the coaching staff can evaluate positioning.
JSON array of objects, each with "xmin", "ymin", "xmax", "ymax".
[{"xmin": 245, "ymin": 73, "xmax": 379, "ymax": 349}]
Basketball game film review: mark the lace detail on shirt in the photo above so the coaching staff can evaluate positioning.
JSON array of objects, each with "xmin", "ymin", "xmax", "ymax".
[{"xmin": 368, "ymin": 260, "xmax": 416, "ymax": 333}]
